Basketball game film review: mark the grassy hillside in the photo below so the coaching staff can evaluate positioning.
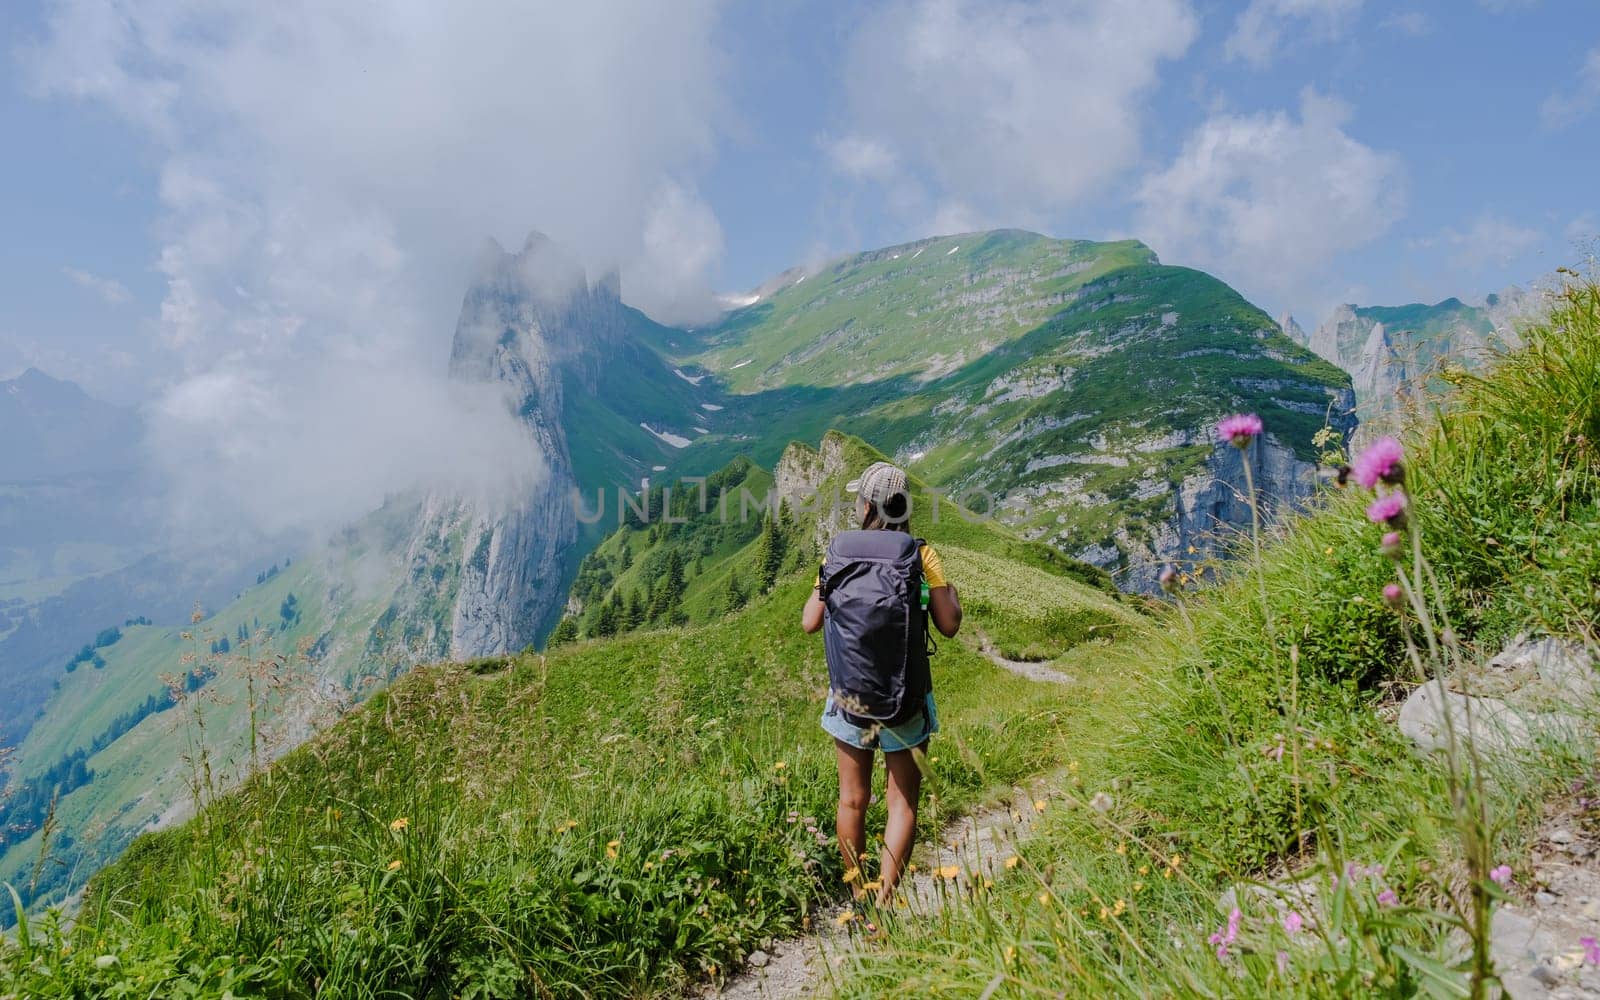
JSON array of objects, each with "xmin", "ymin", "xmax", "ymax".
[
  {"xmin": 561, "ymin": 433, "xmax": 1117, "ymax": 647},
  {"xmin": 0, "ymin": 522, "xmax": 420, "ymax": 917}
]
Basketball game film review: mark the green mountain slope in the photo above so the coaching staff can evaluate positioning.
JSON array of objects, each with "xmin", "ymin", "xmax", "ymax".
[
  {"xmin": 0, "ymin": 512, "xmax": 428, "ymax": 914},
  {"xmin": 558, "ymin": 431, "xmax": 1118, "ymax": 648},
  {"xmin": 658, "ymin": 230, "xmax": 1354, "ymax": 591}
]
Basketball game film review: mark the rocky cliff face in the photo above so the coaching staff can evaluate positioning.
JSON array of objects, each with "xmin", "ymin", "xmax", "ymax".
[
  {"xmin": 1304, "ymin": 292, "xmax": 1527, "ymax": 422},
  {"xmin": 397, "ymin": 234, "xmax": 640, "ymax": 659},
  {"xmin": 1089, "ymin": 403, "xmax": 1354, "ymax": 594}
]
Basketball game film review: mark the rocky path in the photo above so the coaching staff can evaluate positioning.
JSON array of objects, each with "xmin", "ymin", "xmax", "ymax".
[
  {"xmin": 705, "ymin": 780, "xmax": 1048, "ymax": 999},
  {"xmin": 972, "ymin": 629, "xmax": 1073, "ymax": 685},
  {"xmin": 1492, "ymin": 812, "xmax": 1600, "ymax": 998}
]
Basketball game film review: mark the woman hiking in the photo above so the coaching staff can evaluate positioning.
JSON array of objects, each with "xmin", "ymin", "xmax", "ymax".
[{"xmin": 801, "ymin": 461, "xmax": 962, "ymax": 908}]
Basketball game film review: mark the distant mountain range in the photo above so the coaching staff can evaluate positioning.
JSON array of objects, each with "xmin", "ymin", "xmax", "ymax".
[
  {"xmin": 1278, "ymin": 290, "xmax": 1532, "ymax": 422},
  {"xmin": 0, "ymin": 368, "xmax": 140, "ymax": 481}
]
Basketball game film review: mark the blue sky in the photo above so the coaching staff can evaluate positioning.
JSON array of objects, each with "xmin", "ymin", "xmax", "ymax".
[{"xmin": 2, "ymin": 0, "xmax": 1597, "ymax": 406}]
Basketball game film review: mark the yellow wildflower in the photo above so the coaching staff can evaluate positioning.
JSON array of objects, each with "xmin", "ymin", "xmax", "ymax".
[
  {"xmin": 1132, "ymin": 881, "xmax": 1144, "ymax": 892},
  {"xmin": 1004, "ymin": 855, "xmax": 1020, "ymax": 870},
  {"xmin": 863, "ymin": 880, "xmax": 882, "ymax": 892},
  {"xmin": 1098, "ymin": 906, "xmax": 1109, "ymax": 920},
  {"xmin": 773, "ymin": 761, "xmax": 787, "ymax": 770},
  {"xmin": 1004, "ymin": 946, "xmax": 1016, "ymax": 964},
  {"xmin": 387, "ymin": 860, "xmax": 402, "ymax": 871},
  {"xmin": 1113, "ymin": 899, "xmax": 1126, "ymax": 916},
  {"xmin": 1068, "ymin": 760, "xmax": 1080, "ymax": 774},
  {"xmin": 1038, "ymin": 892, "xmax": 1052, "ymax": 906},
  {"xmin": 1033, "ymin": 799, "xmax": 1047, "ymax": 814},
  {"xmin": 937, "ymin": 865, "xmax": 961, "ymax": 879},
  {"xmin": 606, "ymin": 839, "xmax": 620, "ymax": 859},
  {"xmin": 389, "ymin": 817, "xmax": 409, "ymax": 832},
  {"xmin": 1115, "ymin": 841, "xmax": 1127, "ymax": 855},
  {"xmin": 834, "ymin": 911, "xmax": 856, "ymax": 927},
  {"xmin": 643, "ymin": 861, "xmax": 655, "ymax": 871},
  {"xmin": 1138, "ymin": 864, "xmax": 1149, "ymax": 875},
  {"xmin": 843, "ymin": 866, "xmax": 861, "ymax": 884}
]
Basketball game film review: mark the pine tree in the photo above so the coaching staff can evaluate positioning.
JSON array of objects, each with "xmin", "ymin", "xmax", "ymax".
[
  {"xmin": 548, "ymin": 616, "xmax": 580, "ymax": 647},
  {"xmin": 755, "ymin": 513, "xmax": 786, "ymax": 593},
  {"xmin": 647, "ymin": 583, "xmax": 673, "ymax": 623},
  {"xmin": 665, "ymin": 549, "xmax": 686, "ymax": 595},
  {"xmin": 724, "ymin": 572, "xmax": 747, "ymax": 613},
  {"xmin": 625, "ymin": 589, "xmax": 646, "ymax": 630},
  {"xmin": 595, "ymin": 594, "xmax": 621, "ymax": 637},
  {"xmin": 619, "ymin": 541, "xmax": 633, "ymax": 571}
]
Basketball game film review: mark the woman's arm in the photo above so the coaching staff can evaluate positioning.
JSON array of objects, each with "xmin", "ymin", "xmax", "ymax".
[
  {"xmin": 929, "ymin": 584, "xmax": 962, "ymax": 638},
  {"xmin": 801, "ymin": 588, "xmax": 825, "ymax": 633}
]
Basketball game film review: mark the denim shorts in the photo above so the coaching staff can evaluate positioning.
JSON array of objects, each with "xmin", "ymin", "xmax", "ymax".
[{"xmin": 821, "ymin": 692, "xmax": 939, "ymax": 752}]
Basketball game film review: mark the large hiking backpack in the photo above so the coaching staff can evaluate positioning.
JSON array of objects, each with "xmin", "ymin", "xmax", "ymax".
[{"xmin": 819, "ymin": 530, "xmax": 934, "ymax": 728}]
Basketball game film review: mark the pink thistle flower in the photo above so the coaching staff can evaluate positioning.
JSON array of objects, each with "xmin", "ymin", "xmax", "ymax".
[
  {"xmin": 1217, "ymin": 413, "xmax": 1264, "ymax": 449},
  {"xmin": 1583, "ymin": 936, "xmax": 1599, "ymax": 965},
  {"xmin": 1489, "ymin": 865, "xmax": 1512, "ymax": 887},
  {"xmin": 1383, "ymin": 584, "xmax": 1404, "ymax": 608},
  {"xmin": 1380, "ymin": 531, "xmax": 1404, "ymax": 559},
  {"xmin": 1208, "ymin": 907, "xmax": 1242, "ymax": 959},
  {"xmin": 1283, "ymin": 910, "xmax": 1303, "ymax": 935},
  {"xmin": 1367, "ymin": 493, "xmax": 1407, "ymax": 526},
  {"xmin": 1277, "ymin": 950, "xmax": 1290, "ymax": 974},
  {"xmin": 1352, "ymin": 436, "xmax": 1405, "ymax": 489},
  {"xmin": 1377, "ymin": 889, "xmax": 1399, "ymax": 907}
]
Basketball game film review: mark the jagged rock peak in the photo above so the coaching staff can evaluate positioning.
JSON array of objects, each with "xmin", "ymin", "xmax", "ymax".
[
  {"xmin": 450, "ymin": 231, "xmax": 632, "ymax": 385},
  {"xmin": 1276, "ymin": 312, "xmax": 1307, "ymax": 346}
]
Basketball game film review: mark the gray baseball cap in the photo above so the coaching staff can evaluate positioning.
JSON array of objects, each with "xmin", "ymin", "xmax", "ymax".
[{"xmin": 846, "ymin": 461, "xmax": 909, "ymax": 507}]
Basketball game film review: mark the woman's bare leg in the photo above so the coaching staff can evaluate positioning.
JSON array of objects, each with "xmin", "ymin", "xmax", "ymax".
[
  {"xmin": 833, "ymin": 738, "xmax": 875, "ymax": 896},
  {"xmin": 878, "ymin": 746, "xmax": 924, "ymax": 905}
]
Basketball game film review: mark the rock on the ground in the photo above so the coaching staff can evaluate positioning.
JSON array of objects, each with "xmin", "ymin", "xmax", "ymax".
[
  {"xmin": 1491, "ymin": 820, "xmax": 1600, "ymax": 999},
  {"xmin": 1395, "ymin": 634, "xmax": 1596, "ymax": 757}
]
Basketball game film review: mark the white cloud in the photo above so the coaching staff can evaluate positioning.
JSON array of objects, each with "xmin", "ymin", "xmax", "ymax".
[
  {"xmin": 833, "ymin": 0, "xmax": 1197, "ymax": 231},
  {"xmin": 61, "ymin": 266, "xmax": 132, "ymax": 305},
  {"xmin": 1134, "ymin": 89, "xmax": 1404, "ymax": 310},
  {"xmin": 1225, "ymin": 0, "xmax": 1363, "ymax": 67},
  {"xmin": 1541, "ymin": 47, "xmax": 1600, "ymax": 129},
  {"xmin": 1379, "ymin": 11, "xmax": 1433, "ymax": 37},
  {"xmin": 1425, "ymin": 216, "xmax": 1542, "ymax": 273},
  {"xmin": 628, "ymin": 181, "xmax": 728, "ymax": 326},
  {"xmin": 147, "ymin": 366, "xmax": 546, "ymax": 541},
  {"xmin": 22, "ymin": 0, "xmax": 730, "ymax": 540},
  {"xmin": 825, "ymin": 135, "xmax": 899, "ymax": 182}
]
